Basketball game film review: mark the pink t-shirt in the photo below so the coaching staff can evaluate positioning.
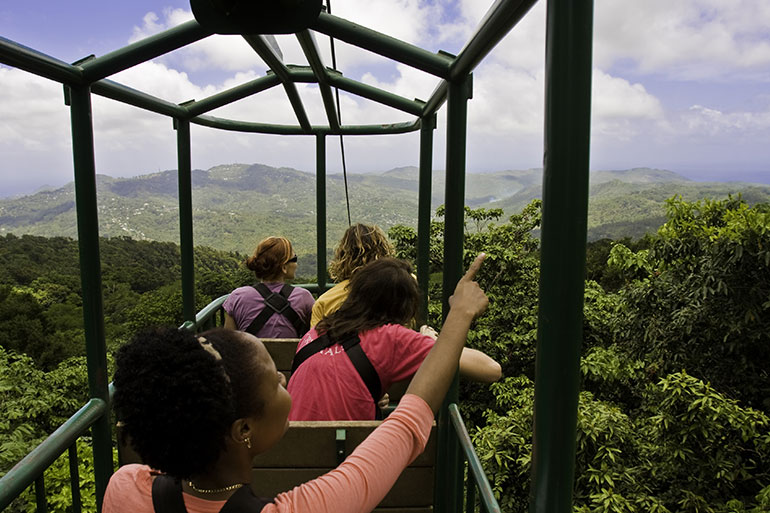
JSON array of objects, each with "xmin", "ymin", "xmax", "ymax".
[
  {"xmin": 102, "ymin": 395, "xmax": 433, "ymax": 513},
  {"xmin": 223, "ymin": 283, "xmax": 314, "ymax": 338},
  {"xmin": 287, "ymin": 325, "xmax": 435, "ymax": 420}
]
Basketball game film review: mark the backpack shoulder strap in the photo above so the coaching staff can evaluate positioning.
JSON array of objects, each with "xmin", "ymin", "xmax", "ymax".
[
  {"xmin": 246, "ymin": 284, "xmax": 307, "ymax": 337},
  {"xmin": 278, "ymin": 284, "xmax": 294, "ymax": 298},
  {"xmin": 278, "ymin": 284, "xmax": 309, "ymax": 336},
  {"xmin": 245, "ymin": 284, "xmax": 280, "ymax": 335},
  {"xmin": 254, "ymin": 282, "xmax": 273, "ymax": 299},
  {"xmin": 289, "ymin": 334, "xmax": 335, "ymax": 377},
  {"xmin": 290, "ymin": 333, "xmax": 383, "ymax": 419},
  {"xmin": 219, "ymin": 485, "xmax": 274, "ymax": 513},
  {"xmin": 151, "ymin": 475, "xmax": 187, "ymax": 513},
  {"xmin": 340, "ymin": 335, "xmax": 383, "ymax": 419}
]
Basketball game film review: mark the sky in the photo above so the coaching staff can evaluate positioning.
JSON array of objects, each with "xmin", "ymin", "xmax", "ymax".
[{"xmin": 1, "ymin": 0, "xmax": 769, "ymax": 198}]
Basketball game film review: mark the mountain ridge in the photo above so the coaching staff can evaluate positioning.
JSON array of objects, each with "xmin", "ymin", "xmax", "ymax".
[{"xmin": 1, "ymin": 164, "xmax": 768, "ymax": 254}]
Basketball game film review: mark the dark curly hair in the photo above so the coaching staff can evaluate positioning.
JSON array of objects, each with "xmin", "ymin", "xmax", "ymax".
[
  {"xmin": 317, "ymin": 258, "xmax": 419, "ymax": 340},
  {"xmin": 113, "ymin": 327, "xmax": 266, "ymax": 478}
]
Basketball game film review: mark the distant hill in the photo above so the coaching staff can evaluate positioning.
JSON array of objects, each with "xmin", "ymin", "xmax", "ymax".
[
  {"xmin": 0, "ymin": 164, "xmax": 768, "ymax": 258},
  {"xmin": 488, "ymin": 169, "xmax": 770, "ymax": 240}
]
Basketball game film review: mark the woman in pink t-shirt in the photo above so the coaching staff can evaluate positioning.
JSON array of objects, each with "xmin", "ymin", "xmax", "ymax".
[
  {"xmin": 287, "ymin": 257, "xmax": 502, "ymax": 421},
  {"xmin": 104, "ymin": 255, "xmax": 491, "ymax": 513}
]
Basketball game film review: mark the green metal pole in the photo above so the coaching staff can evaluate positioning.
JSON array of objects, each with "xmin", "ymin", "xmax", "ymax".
[
  {"xmin": 0, "ymin": 36, "xmax": 83, "ymax": 84},
  {"xmin": 68, "ymin": 444, "xmax": 82, "ymax": 513},
  {"xmin": 530, "ymin": 0, "xmax": 594, "ymax": 512},
  {"xmin": 190, "ymin": 116, "xmax": 421, "ymax": 136},
  {"xmin": 436, "ymin": 76, "xmax": 472, "ymax": 513},
  {"xmin": 417, "ymin": 115, "xmax": 436, "ymax": 325},
  {"xmin": 311, "ymin": 12, "xmax": 452, "ymax": 79},
  {"xmin": 176, "ymin": 118, "xmax": 195, "ymax": 322},
  {"xmin": 316, "ymin": 134, "xmax": 327, "ymax": 291},
  {"xmin": 67, "ymin": 84, "xmax": 112, "ymax": 511}
]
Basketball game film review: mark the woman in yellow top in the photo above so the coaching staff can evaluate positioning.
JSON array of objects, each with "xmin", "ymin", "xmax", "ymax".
[{"xmin": 311, "ymin": 223, "xmax": 393, "ymax": 327}]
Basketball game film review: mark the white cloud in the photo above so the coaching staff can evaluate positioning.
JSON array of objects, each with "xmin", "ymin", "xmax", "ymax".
[
  {"xmin": 4, "ymin": 0, "xmax": 770, "ymax": 197},
  {"xmin": 681, "ymin": 104, "xmax": 770, "ymax": 136},
  {"xmin": 125, "ymin": 2, "xmax": 447, "ymax": 79},
  {"xmin": 0, "ymin": 68, "xmax": 74, "ymax": 192},
  {"xmin": 594, "ymin": 0, "xmax": 770, "ymax": 80},
  {"xmin": 591, "ymin": 70, "xmax": 666, "ymax": 139}
]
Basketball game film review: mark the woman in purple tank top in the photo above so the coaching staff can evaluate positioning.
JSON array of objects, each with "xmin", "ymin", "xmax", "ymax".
[{"xmin": 224, "ymin": 237, "xmax": 314, "ymax": 338}]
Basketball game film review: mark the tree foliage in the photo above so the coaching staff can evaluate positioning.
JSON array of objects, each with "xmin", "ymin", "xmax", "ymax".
[
  {"xmin": 3, "ymin": 195, "xmax": 770, "ymax": 513},
  {"xmin": 394, "ymin": 198, "xmax": 770, "ymax": 512},
  {"xmin": 610, "ymin": 196, "xmax": 770, "ymax": 411},
  {"xmin": 390, "ymin": 202, "xmax": 542, "ymax": 422},
  {"xmin": 0, "ymin": 234, "xmax": 249, "ymax": 367}
]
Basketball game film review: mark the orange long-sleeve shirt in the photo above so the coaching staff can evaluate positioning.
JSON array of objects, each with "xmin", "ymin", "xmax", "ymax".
[{"xmin": 103, "ymin": 394, "xmax": 433, "ymax": 513}]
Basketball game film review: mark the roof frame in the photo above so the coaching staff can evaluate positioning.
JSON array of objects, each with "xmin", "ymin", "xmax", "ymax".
[{"xmin": 1, "ymin": 0, "xmax": 539, "ymax": 137}]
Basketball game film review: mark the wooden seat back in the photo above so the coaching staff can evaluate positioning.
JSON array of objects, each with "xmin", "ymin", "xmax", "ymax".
[{"xmin": 251, "ymin": 421, "xmax": 436, "ymax": 513}]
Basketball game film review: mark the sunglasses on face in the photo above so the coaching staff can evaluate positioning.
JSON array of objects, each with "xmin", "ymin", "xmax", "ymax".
[{"xmin": 287, "ymin": 255, "xmax": 298, "ymax": 263}]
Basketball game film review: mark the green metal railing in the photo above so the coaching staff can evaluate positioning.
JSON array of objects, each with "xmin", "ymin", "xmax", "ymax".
[
  {"xmin": 0, "ymin": 398, "xmax": 109, "ymax": 512},
  {"xmin": 179, "ymin": 294, "xmax": 229, "ymax": 332},
  {"xmin": 449, "ymin": 405, "xmax": 501, "ymax": 513},
  {"xmin": 0, "ymin": 0, "xmax": 594, "ymax": 511}
]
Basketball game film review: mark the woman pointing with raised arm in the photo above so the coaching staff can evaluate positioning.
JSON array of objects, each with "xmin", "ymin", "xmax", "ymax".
[
  {"xmin": 104, "ymin": 254, "xmax": 489, "ymax": 513},
  {"xmin": 287, "ymin": 255, "xmax": 500, "ymax": 421}
]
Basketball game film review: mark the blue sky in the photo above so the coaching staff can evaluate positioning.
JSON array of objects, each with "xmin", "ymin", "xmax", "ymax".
[{"xmin": 1, "ymin": 0, "xmax": 769, "ymax": 197}]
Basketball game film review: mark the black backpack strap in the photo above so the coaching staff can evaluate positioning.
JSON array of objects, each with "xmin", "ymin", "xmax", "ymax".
[
  {"xmin": 278, "ymin": 284, "xmax": 309, "ymax": 336},
  {"xmin": 289, "ymin": 333, "xmax": 383, "ymax": 419},
  {"xmin": 289, "ymin": 334, "xmax": 336, "ymax": 377},
  {"xmin": 219, "ymin": 485, "xmax": 274, "ymax": 513},
  {"xmin": 151, "ymin": 475, "xmax": 187, "ymax": 513},
  {"xmin": 246, "ymin": 283, "xmax": 307, "ymax": 337},
  {"xmin": 245, "ymin": 283, "xmax": 278, "ymax": 335},
  {"xmin": 340, "ymin": 335, "xmax": 382, "ymax": 417}
]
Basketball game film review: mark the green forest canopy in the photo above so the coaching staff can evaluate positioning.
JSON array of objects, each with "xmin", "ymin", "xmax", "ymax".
[{"xmin": 2, "ymin": 195, "xmax": 769, "ymax": 512}]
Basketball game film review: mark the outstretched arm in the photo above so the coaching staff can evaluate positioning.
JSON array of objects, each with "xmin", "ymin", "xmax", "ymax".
[
  {"xmin": 406, "ymin": 254, "xmax": 489, "ymax": 414},
  {"xmin": 418, "ymin": 325, "xmax": 500, "ymax": 383},
  {"xmin": 459, "ymin": 348, "xmax": 502, "ymax": 383}
]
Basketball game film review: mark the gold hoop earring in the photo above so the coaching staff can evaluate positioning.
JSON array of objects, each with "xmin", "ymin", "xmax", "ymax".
[{"xmin": 243, "ymin": 437, "xmax": 251, "ymax": 449}]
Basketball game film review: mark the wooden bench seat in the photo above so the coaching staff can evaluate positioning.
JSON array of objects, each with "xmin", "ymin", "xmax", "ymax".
[{"xmin": 251, "ymin": 420, "xmax": 436, "ymax": 512}]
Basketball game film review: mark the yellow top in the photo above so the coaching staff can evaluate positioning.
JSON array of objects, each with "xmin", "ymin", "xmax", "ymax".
[{"xmin": 310, "ymin": 280, "xmax": 350, "ymax": 327}]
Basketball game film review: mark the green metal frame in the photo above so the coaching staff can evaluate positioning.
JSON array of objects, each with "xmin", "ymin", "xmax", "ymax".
[{"xmin": 0, "ymin": 0, "xmax": 595, "ymax": 511}]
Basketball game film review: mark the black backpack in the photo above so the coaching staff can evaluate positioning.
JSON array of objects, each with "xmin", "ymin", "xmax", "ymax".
[
  {"xmin": 245, "ymin": 283, "xmax": 308, "ymax": 337},
  {"xmin": 289, "ymin": 333, "xmax": 383, "ymax": 420},
  {"xmin": 152, "ymin": 475, "xmax": 273, "ymax": 513}
]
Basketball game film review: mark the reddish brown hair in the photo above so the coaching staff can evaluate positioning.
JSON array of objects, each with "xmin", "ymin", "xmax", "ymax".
[{"xmin": 245, "ymin": 237, "xmax": 293, "ymax": 280}]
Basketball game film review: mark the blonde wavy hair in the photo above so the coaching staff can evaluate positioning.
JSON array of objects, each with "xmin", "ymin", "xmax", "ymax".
[{"xmin": 328, "ymin": 223, "xmax": 394, "ymax": 281}]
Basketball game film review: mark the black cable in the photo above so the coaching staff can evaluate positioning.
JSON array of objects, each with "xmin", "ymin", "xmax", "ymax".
[{"xmin": 326, "ymin": 0, "xmax": 352, "ymax": 226}]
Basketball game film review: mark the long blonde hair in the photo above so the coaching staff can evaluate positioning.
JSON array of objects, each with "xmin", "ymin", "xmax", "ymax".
[{"xmin": 328, "ymin": 223, "xmax": 393, "ymax": 281}]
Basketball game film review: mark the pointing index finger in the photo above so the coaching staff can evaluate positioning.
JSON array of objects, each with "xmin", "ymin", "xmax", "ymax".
[{"xmin": 461, "ymin": 253, "xmax": 486, "ymax": 282}]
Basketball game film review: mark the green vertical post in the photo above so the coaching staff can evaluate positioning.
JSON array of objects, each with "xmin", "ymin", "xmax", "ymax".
[
  {"xmin": 416, "ymin": 114, "xmax": 436, "ymax": 324},
  {"xmin": 530, "ymin": 0, "xmax": 594, "ymax": 512},
  {"xmin": 435, "ymin": 76, "xmax": 472, "ymax": 513},
  {"xmin": 34, "ymin": 476, "xmax": 47, "ymax": 513},
  {"xmin": 68, "ymin": 444, "xmax": 82, "ymax": 513},
  {"xmin": 176, "ymin": 118, "xmax": 195, "ymax": 322},
  {"xmin": 67, "ymin": 84, "xmax": 112, "ymax": 511},
  {"xmin": 316, "ymin": 134, "xmax": 327, "ymax": 290}
]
